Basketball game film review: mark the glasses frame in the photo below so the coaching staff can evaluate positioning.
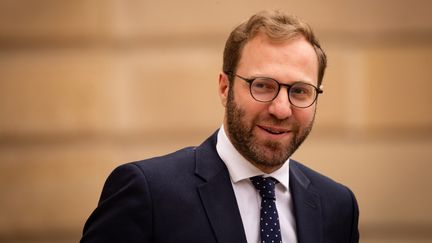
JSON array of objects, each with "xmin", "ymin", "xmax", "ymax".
[{"xmin": 232, "ymin": 73, "xmax": 323, "ymax": 108}]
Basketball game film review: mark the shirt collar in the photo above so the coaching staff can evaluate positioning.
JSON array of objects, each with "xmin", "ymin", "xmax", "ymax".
[{"xmin": 216, "ymin": 125, "xmax": 290, "ymax": 191}]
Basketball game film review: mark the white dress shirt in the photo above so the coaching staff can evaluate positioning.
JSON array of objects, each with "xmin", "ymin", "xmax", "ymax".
[{"xmin": 216, "ymin": 125, "xmax": 298, "ymax": 243}]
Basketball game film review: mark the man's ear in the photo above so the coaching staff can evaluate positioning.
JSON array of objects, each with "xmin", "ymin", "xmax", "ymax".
[{"xmin": 218, "ymin": 72, "xmax": 230, "ymax": 107}]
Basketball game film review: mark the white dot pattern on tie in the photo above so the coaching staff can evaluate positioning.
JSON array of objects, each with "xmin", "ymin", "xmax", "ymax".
[{"xmin": 250, "ymin": 176, "xmax": 282, "ymax": 243}]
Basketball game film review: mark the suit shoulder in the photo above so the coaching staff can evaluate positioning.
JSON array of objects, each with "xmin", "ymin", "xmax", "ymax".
[
  {"xmin": 131, "ymin": 146, "xmax": 196, "ymax": 169},
  {"xmin": 107, "ymin": 146, "xmax": 199, "ymax": 183},
  {"xmin": 290, "ymin": 160, "xmax": 354, "ymax": 196}
]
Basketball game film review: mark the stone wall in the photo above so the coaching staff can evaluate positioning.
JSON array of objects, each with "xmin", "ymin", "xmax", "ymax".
[{"xmin": 1, "ymin": 1, "xmax": 432, "ymax": 242}]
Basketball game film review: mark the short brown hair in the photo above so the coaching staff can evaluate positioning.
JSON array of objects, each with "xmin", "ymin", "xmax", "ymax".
[{"xmin": 223, "ymin": 10, "xmax": 327, "ymax": 86}]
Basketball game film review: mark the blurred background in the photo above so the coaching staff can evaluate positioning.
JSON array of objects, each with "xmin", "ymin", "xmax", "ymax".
[{"xmin": 1, "ymin": 0, "xmax": 431, "ymax": 242}]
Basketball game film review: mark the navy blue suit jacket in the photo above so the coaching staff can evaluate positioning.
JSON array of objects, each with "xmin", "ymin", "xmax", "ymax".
[{"xmin": 81, "ymin": 131, "xmax": 359, "ymax": 243}]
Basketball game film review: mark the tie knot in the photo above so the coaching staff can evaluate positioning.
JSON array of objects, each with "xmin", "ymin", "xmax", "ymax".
[{"xmin": 250, "ymin": 176, "xmax": 278, "ymax": 200}]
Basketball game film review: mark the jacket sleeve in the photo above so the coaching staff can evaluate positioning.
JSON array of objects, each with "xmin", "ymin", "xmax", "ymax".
[
  {"xmin": 80, "ymin": 163, "xmax": 153, "ymax": 243},
  {"xmin": 348, "ymin": 187, "xmax": 360, "ymax": 243}
]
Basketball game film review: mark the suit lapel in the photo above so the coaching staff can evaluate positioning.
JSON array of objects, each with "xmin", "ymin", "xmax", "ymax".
[
  {"xmin": 290, "ymin": 161, "xmax": 324, "ymax": 243},
  {"xmin": 195, "ymin": 132, "xmax": 247, "ymax": 243}
]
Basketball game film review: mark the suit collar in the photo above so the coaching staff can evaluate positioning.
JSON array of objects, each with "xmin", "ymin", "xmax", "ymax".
[
  {"xmin": 194, "ymin": 131, "xmax": 225, "ymax": 181},
  {"xmin": 290, "ymin": 160, "xmax": 324, "ymax": 243},
  {"xmin": 290, "ymin": 160, "xmax": 311, "ymax": 189},
  {"xmin": 195, "ymin": 131, "xmax": 248, "ymax": 243}
]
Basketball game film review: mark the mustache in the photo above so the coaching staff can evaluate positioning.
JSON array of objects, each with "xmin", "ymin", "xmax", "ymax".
[{"xmin": 256, "ymin": 116, "xmax": 300, "ymax": 130}]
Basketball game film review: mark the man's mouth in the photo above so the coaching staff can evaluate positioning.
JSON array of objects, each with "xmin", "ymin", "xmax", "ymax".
[{"xmin": 258, "ymin": 125, "xmax": 289, "ymax": 135}]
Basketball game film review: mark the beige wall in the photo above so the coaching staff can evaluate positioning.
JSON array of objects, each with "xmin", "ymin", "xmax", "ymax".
[{"xmin": 1, "ymin": 0, "xmax": 432, "ymax": 242}]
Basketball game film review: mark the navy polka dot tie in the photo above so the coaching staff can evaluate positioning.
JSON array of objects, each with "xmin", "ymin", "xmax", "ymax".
[{"xmin": 250, "ymin": 176, "xmax": 282, "ymax": 243}]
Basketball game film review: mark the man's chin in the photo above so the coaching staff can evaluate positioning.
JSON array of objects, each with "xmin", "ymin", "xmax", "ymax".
[
  {"xmin": 251, "ymin": 152, "xmax": 288, "ymax": 172},
  {"xmin": 256, "ymin": 143, "xmax": 291, "ymax": 164}
]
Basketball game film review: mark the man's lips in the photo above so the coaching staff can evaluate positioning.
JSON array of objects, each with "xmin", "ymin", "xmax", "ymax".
[{"xmin": 257, "ymin": 125, "xmax": 291, "ymax": 135}]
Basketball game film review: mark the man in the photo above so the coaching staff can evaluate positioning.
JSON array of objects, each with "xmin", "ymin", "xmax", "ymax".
[{"xmin": 81, "ymin": 10, "xmax": 359, "ymax": 243}]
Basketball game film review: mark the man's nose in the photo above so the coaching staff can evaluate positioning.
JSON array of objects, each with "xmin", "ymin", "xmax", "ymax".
[{"xmin": 267, "ymin": 88, "xmax": 293, "ymax": 120}]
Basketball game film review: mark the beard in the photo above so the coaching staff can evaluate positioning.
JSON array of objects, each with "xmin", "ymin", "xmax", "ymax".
[{"xmin": 225, "ymin": 88, "xmax": 315, "ymax": 171}]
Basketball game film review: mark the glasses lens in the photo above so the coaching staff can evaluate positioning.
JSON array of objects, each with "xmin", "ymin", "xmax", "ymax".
[
  {"xmin": 289, "ymin": 82, "xmax": 317, "ymax": 108},
  {"xmin": 250, "ymin": 78, "xmax": 279, "ymax": 102}
]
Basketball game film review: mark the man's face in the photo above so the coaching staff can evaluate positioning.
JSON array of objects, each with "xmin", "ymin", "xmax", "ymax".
[{"xmin": 219, "ymin": 33, "xmax": 319, "ymax": 173}]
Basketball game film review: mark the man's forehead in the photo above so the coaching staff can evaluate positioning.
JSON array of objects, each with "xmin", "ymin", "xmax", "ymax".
[{"xmin": 239, "ymin": 34, "xmax": 316, "ymax": 66}]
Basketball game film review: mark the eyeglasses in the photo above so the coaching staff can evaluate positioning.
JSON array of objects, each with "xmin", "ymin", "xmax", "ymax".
[{"xmin": 233, "ymin": 74, "xmax": 323, "ymax": 108}]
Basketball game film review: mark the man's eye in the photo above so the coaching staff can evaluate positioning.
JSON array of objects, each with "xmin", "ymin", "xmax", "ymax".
[
  {"xmin": 291, "ymin": 87, "xmax": 308, "ymax": 94},
  {"xmin": 252, "ymin": 79, "xmax": 277, "ymax": 91},
  {"xmin": 290, "ymin": 85, "xmax": 314, "ymax": 100},
  {"xmin": 253, "ymin": 83, "xmax": 272, "ymax": 89}
]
